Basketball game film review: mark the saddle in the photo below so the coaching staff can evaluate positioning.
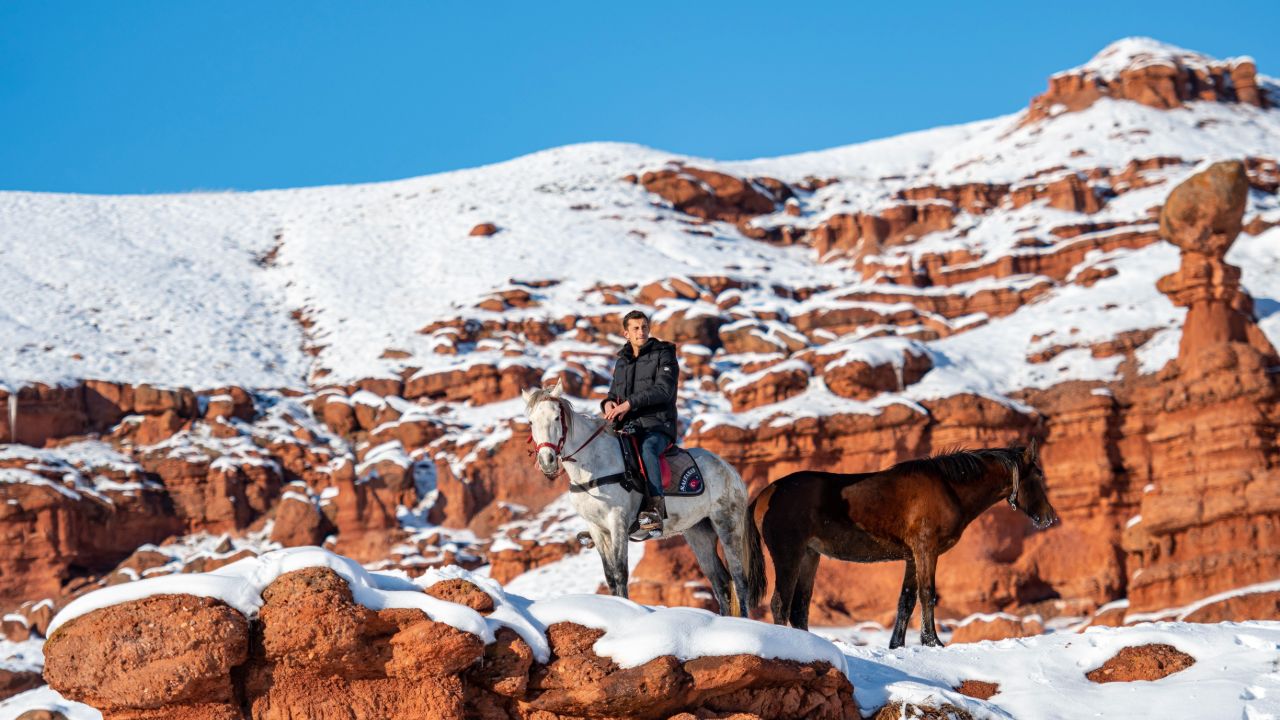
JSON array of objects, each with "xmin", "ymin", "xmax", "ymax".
[
  {"xmin": 571, "ymin": 425, "xmax": 708, "ymax": 546},
  {"xmin": 616, "ymin": 431, "xmax": 706, "ymax": 497}
]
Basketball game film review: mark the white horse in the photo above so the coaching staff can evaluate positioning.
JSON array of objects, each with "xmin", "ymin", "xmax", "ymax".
[{"xmin": 522, "ymin": 380, "xmax": 753, "ymax": 616}]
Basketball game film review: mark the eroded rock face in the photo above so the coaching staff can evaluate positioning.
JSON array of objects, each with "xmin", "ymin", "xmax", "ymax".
[
  {"xmin": 1026, "ymin": 44, "xmax": 1269, "ymax": 124},
  {"xmin": 816, "ymin": 343, "xmax": 933, "ymax": 401},
  {"xmin": 0, "ymin": 669, "xmax": 43, "ymax": 701},
  {"xmin": 949, "ymin": 614, "xmax": 1045, "ymax": 645},
  {"xmin": 521, "ymin": 622, "xmax": 855, "ymax": 720},
  {"xmin": 627, "ymin": 538, "xmax": 719, "ymax": 612},
  {"xmin": 1122, "ymin": 161, "xmax": 1280, "ymax": 615},
  {"xmin": 43, "ymin": 594, "xmax": 249, "ymax": 713},
  {"xmin": 42, "ymin": 568, "xmax": 858, "ymax": 720},
  {"xmin": 1183, "ymin": 590, "xmax": 1280, "ymax": 623},
  {"xmin": 633, "ymin": 165, "xmax": 780, "ymax": 225}
]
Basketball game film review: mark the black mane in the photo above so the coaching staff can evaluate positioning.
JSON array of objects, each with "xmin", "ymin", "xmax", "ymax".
[{"xmin": 894, "ymin": 446, "xmax": 1025, "ymax": 485}]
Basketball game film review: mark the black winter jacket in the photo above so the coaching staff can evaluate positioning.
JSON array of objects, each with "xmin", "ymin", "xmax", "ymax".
[{"xmin": 605, "ymin": 338, "xmax": 679, "ymax": 440}]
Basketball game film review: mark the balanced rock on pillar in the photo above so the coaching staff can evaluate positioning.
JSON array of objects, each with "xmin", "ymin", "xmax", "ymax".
[
  {"xmin": 1155, "ymin": 160, "xmax": 1278, "ymax": 363},
  {"xmin": 1124, "ymin": 159, "xmax": 1280, "ymax": 615}
]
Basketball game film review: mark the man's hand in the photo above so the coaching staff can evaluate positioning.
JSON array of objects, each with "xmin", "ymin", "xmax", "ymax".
[{"xmin": 603, "ymin": 400, "xmax": 631, "ymax": 422}]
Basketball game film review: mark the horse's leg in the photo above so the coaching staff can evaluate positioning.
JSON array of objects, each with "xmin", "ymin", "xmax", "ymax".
[
  {"xmin": 590, "ymin": 528, "xmax": 621, "ymax": 597},
  {"xmin": 889, "ymin": 557, "xmax": 918, "ymax": 649},
  {"xmin": 709, "ymin": 509, "xmax": 751, "ymax": 617},
  {"xmin": 786, "ymin": 547, "xmax": 820, "ymax": 630},
  {"xmin": 911, "ymin": 545, "xmax": 943, "ymax": 647},
  {"xmin": 684, "ymin": 519, "xmax": 734, "ymax": 615},
  {"xmin": 767, "ymin": 537, "xmax": 804, "ymax": 627},
  {"xmin": 592, "ymin": 513, "xmax": 631, "ymax": 598},
  {"xmin": 607, "ymin": 515, "xmax": 631, "ymax": 599}
]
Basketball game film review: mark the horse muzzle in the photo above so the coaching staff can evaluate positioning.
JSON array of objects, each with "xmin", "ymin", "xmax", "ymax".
[{"xmin": 1032, "ymin": 512, "xmax": 1058, "ymax": 529}]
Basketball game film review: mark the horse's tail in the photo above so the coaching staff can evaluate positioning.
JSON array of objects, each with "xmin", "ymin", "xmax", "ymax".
[{"xmin": 743, "ymin": 484, "xmax": 774, "ymax": 610}]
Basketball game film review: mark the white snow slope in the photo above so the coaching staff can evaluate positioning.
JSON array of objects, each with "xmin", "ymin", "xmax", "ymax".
[{"xmin": 1, "ymin": 37, "xmax": 1277, "ymax": 413}]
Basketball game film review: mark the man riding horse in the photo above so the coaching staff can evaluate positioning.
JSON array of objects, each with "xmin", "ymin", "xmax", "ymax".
[{"xmin": 602, "ymin": 310, "xmax": 678, "ymax": 535}]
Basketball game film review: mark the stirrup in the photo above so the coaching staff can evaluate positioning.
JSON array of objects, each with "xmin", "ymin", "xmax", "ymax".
[{"xmin": 637, "ymin": 510, "xmax": 663, "ymax": 533}]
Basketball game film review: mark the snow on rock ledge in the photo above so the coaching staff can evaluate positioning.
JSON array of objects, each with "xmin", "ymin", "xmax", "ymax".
[{"xmin": 43, "ymin": 547, "xmax": 856, "ymax": 719}]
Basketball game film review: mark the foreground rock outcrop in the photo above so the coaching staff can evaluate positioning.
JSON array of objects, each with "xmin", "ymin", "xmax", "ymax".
[{"xmin": 42, "ymin": 561, "xmax": 857, "ymax": 719}]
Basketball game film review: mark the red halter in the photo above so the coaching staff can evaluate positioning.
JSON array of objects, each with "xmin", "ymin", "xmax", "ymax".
[{"xmin": 527, "ymin": 397, "xmax": 608, "ymax": 480}]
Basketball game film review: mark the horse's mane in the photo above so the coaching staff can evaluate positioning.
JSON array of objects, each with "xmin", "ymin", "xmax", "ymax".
[{"xmin": 894, "ymin": 446, "xmax": 1026, "ymax": 486}]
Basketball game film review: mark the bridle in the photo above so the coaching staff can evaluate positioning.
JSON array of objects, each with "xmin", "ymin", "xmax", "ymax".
[{"xmin": 527, "ymin": 397, "xmax": 609, "ymax": 479}]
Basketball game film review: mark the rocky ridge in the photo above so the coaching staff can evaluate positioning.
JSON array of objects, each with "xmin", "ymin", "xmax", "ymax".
[{"xmin": 38, "ymin": 553, "xmax": 856, "ymax": 720}]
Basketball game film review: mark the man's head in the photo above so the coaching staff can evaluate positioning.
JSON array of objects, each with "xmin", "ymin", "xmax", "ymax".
[{"xmin": 622, "ymin": 310, "xmax": 650, "ymax": 354}]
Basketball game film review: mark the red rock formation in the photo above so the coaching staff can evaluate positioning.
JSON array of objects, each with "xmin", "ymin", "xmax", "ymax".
[
  {"xmin": 1008, "ymin": 173, "xmax": 1104, "ymax": 213},
  {"xmin": 43, "ymin": 567, "xmax": 858, "ymax": 720},
  {"xmin": 954, "ymin": 680, "xmax": 999, "ymax": 701},
  {"xmin": 0, "ymin": 384, "xmax": 87, "ymax": 447},
  {"xmin": 1026, "ymin": 45, "xmax": 1269, "ymax": 124},
  {"xmin": 0, "ymin": 457, "xmax": 182, "ymax": 607},
  {"xmin": 405, "ymin": 362, "xmax": 542, "ymax": 404},
  {"xmin": 1183, "ymin": 590, "xmax": 1280, "ymax": 623},
  {"xmin": 948, "ymin": 614, "xmax": 1045, "ymax": 644},
  {"xmin": 816, "ymin": 346, "xmax": 933, "ymax": 401},
  {"xmin": 1085, "ymin": 644, "xmax": 1195, "ymax": 683},
  {"xmin": 0, "ymin": 380, "xmax": 223, "ymax": 449},
  {"xmin": 633, "ymin": 165, "xmax": 779, "ymax": 224},
  {"xmin": 806, "ymin": 203, "xmax": 956, "ymax": 263},
  {"xmin": 653, "ymin": 306, "xmax": 727, "ymax": 348},
  {"xmin": 0, "ymin": 669, "xmax": 43, "ymax": 701},
  {"xmin": 431, "ymin": 422, "xmax": 565, "ymax": 535},
  {"xmin": 488, "ymin": 540, "xmax": 576, "ymax": 585},
  {"xmin": 137, "ymin": 445, "xmax": 283, "ymax": 534},
  {"xmin": 270, "ymin": 493, "xmax": 331, "ymax": 548},
  {"xmin": 898, "ymin": 183, "xmax": 1010, "ymax": 214},
  {"xmin": 1123, "ymin": 161, "xmax": 1280, "ymax": 615},
  {"xmin": 874, "ymin": 225, "xmax": 1160, "ymax": 288},
  {"xmin": 721, "ymin": 363, "xmax": 811, "ymax": 412},
  {"xmin": 627, "ymin": 538, "xmax": 719, "ymax": 612},
  {"xmin": 43, "ymin": 594, "xmax": 249, "ymax": 715},
  {"xmin": 719, "ymin": 321, "xmax": 807, "ymax": 356},
  {"xmin": 520, "ymin": 622, "xmax": 855, "ymax": 720}
]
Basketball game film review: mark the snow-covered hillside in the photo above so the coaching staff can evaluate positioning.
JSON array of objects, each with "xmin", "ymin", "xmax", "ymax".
[{"xmin": 2, "ymin": 36, "xmax": 1277, "ymax": 412}]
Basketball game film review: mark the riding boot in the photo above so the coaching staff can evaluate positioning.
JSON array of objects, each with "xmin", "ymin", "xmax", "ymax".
[{"xmin": 638, "ymin": 496, "xmax": 666, "ymax": 534}]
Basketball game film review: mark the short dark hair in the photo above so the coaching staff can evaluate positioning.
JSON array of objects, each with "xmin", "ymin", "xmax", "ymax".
[{"xmin": 621, "ymin": 310, "xmax": 649, "ymax": 328}]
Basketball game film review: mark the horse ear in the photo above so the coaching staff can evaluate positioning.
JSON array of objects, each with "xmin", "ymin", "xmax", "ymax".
[
  {"xmin": 1024, "ymin": 439, "xmax": 1039, "ymax": 464},
  {"xmin": 549, "ymin": 377, "xmax": 564, "ymax": 399},
  {"xmin": 521, "ymin": 387, "xmax": 534, "ymax": 405}
]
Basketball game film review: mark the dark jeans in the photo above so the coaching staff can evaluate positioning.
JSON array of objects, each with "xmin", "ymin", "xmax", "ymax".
[{"xmin": 639, "ymin": 432, "xmax": 668, "ymax": 498}]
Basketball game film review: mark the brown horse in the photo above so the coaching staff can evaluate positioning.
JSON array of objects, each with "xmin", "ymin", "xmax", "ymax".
[{"xmin": 742, "ymin": 442, "xmax": 1058, "ymax": 648}]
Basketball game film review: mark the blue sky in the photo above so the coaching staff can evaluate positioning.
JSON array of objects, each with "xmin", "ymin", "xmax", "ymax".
[{"xmin": 2, "ymin": 1, "xmax": 1278, "ymax": 194}]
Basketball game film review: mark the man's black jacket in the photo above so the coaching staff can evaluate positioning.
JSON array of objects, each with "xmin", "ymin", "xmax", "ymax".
[{"xmin": 605, "ymin": 337, "xmax": 679, "ymax": 440}]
